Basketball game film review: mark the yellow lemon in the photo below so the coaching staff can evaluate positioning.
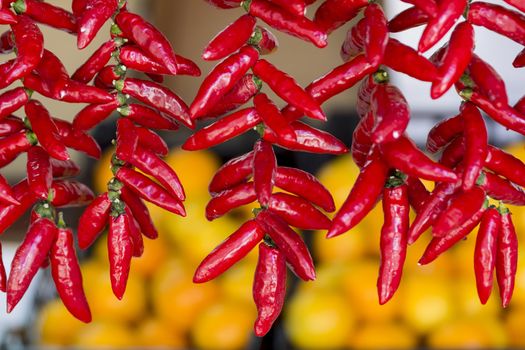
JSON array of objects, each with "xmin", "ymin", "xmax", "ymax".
[
  {"xmin": 349, "ymin": 322, "xmax": 418, "ymax": 349},
  {"xmin": 136, "ymin": 318, "xmax": 187, "ymax": 348},
  {"xmin": 72, "ymin": 321, "xmax": 136, "ymax": 348},
  {"xmin": 37, "ymin": 299, "xmax": 87, "ymax": 346}
]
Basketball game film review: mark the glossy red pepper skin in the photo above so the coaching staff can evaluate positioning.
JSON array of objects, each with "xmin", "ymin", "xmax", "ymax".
[
  {"xmin": 93, "ymin": 65, "xmax": 119, "ymax": 89},
  {"xmin": 0, "ymin": 8, "xmax": 16, "ymax": 24},
  {"xmin": 206, "ymin": 182, "xmax": 257, "ymax": 220},
  {"xmin": 12, "ymin": 0, "xmax": 77, "ymax": 34},
  {"xmin": 120, "ymin": 186, "xmax": 158, "ymax": 240},
  {"xmin": 118, "ymin": 103, "xmax": 178, "ymax": 131},
  {"xmin": 50, "ymin": 227, "xmax": 91, "ymax": 322},
  {"xmin": 52, "ymin": 118, "xmax": 101, "ymax": 159},
  {"xmin": 314, "ymin": 0, "xmax": 368, "ymax": 34},
  {"xmin": 504, "ymin": 0, "xmax": 525, "ymax": 12},
  {"xmin": 115, "ymin": 11, "xmax": 179, "ymax": 74},
  {"xmin": 7, "ymin": 218, "xmax": 56, "ymax": 312},
  {"xmin": 254, "ymin": 93, "xmax": 296, "ymax": 141},
  {"xmin": 27, "ymin": 146, "xmax": 52, "ymax": 200},
  {"xmin": 71, "ymin": 0, "xmax": 88, "ymax": 17},
  {"xmin": 205, "ymin": 0, "xmax": 242, "ymax": 9},
  {"xmin": 0, "ymin": 131, "xmax": 32, "ymax": 168},
  {"xmin": 209, "ymin": 152, "xmax": 254, "ymax": 194},
  {"xmin": 388, "ymin": 6, "xmax": 429, "ymax": 33},
  {"xmin": 116, "ymin": 167, "xmax": 186, "ymax": 216},
  {"xmin": 0, "ymin": 115, "xmax": 24, "ymax": 137},
  {"xmin": 0, "ymin": 30, "xmax": 15, "ymax": 53},
  {"xmin": 174, "ymin": 54, "xmax": 202, "ymax": 77},
  {"xmin": 474, "ymin": 207, "xmax": 500, "ymax": 304},
  {"xmin": 363, "ymin": 3, "xmax": 388, "ymax": 67},
  {"xmin": 340, "ymin": 18, "xmax": 366, "ymax": 62},
  {"xmin": 0, "ymin": 173, "xmax": 17, "ymax": 206},
  {"xmin": 485, "ymin": 146, "xmax": 525, "ymax": 188},
  {"xmin": 467, "ymin": 54, "xmax": 508, "ymax": 107},
  {"xmin": 50, "ymin": 181, "xmax": 94, "ymax": 208},
  {"xmin": 440, "ymin": 137, "xmax": 465, "ymax": 168},
  {"xmin": 0, "ymin": 87, "xmax": 29, "ymax": 120},
  {"xmin": 405, "ymin": 176, "xmax": 430, "ymax": 213},
  {"xmin": 73, "ymin": 98, "xmax": 119, "ymax": 131},
  {"xmin": 513, "ymin": 47, "xmax": 525, "ymax": 68},
  {"xmin": 108, "ymin": 212, "xmax": 133, "ymax": 299},
  {"xmin": 378, "ymin": 183, "xmax": 409, "ymax": 305},
  {"xmin": 462, "ymin": 103, "xmax": 487, "ymax": 190},
  {"xmin": 247, "ymin": 0, "xmax": 327, "ymax": 47},
  {"xmin": 253, "ymin": 242, "xmax": 287, "ymax": 337},
  {"xmin": 78, "ymin": 192, "xmax": 111, "ymax": 249},
  {"xmin": 115, "ymin": 117, "xmax": 138, "ymax": 163},
  {"xmin": 203, "ymin": 14, "xmax": 257, "ymax": 61},
  {"xmin": 268, "ymin": 0, "xmax": 305, "ymax": 16},
  {"xmin": 249, "ymin": 26, "xmax": 278, "ymax": 55},
  {"xmin": 269, "ymin": 192, "xmax": 331, "ymax": 230},
  {"xmin": 50, "ymin": 159, "xmax": 80, "ymax": 179},
  {"xmin": 183, "ymin": 108, "xmax": 261, "ymax": 150},
  {"xmin": 0, "ymin": 242, "xmax": 6, "ymax": 292},
  {"xmin": 194, "ymin": 220, "xmax": 265, "ymax": 283},
  {"xmin": 418, "ymin": 0, "xmax": 467, "ymax": 52},
  {"xmin": 72, "ymin": 40, "xmax": 116, "ymax": 83},
  {"xmin": 426, "ymin": 113, "xmax": 463, "ymax": 153},
  {"xmin": 119, "ymin": 45, "xmax": 171, "ymax": 76},
  {"xmin": 125, "ymin": 206, "xmax": 144, "ymax": 258},
  {"xmin": 371, "ymin": 84, "xmax": 410, "ymax": 144},
  {"xmin": 352, "ymin": 111, "xmax": 374, "ymax": 168},
  {"xmin": 253, "ymin": 140, "xmax": 277, "ymax": 206},
  {"xmin": 480, "ymin": 171, "xmax": 525, "ymax": 205},
  {"xmin": 0, "ymin": 180, "xmax": 36, "ymax": 234},
  {"xmin": 496, "ymin": 208, "xmax": 518, "ymax": 308},
  {"xmin": 135, "ymin": 127, "xmax": 169, "ymax": 157},
  {"xmin": 327, "ymin": 151, "xmax": 389, "ymax": 238},
  {"xmin": 253, "ymin": 59, "xmax": 326, "ymax": 122},
  {"xmin": 401, "ymin": 0, "xmax": 437, "ymax": 16},
  {"xmin": 383, "ymin": 39, "xmax": 437, "ymax": 82},
  {"xmin": 77, "ymin": 0, "xmax": 117, "ymax": 49},
  {"xmin": 256, "ymin": 210, "xmax": 315, "ymax": 281},
  {"xmin": 468, "ymin": 2, "xmax": 525, "ymax": 46}
]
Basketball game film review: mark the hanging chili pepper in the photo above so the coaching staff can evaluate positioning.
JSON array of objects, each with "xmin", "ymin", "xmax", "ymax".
[
  {"xmin": 478, "ymin": 171, "xmax": 525, "ymax": 205},
  {"xmin": 0, "ymin": 8, "xmax": 16, "ymax": 24},
  {"xmin": 0, "ymin": 173, "xmax": 17, "ymax": 206},
  {"xmin": 49, "ymin": 181, "xmax": 94, "ymax": 208},
  {"xmin": 76, "ymin": 0, "xmax": 117, "ymax": 49},
  {"xmin": 252, "ymin": 139, "xmax": 277, "ymax": 207},
  {"xmin": 120, "ymin": 186, "xmax": 158, "ymax": 240},
  {"xmin": 175, "ymin": 54, "xmax": 202, "ymax": 77},
  {"xmin": 194, "ymin": 220, "xmax": 265, "ymax": 283},
  {"xmin": 351, "ymin": 111, "xmax": 374, "ymax": 168},
  {"xmin": 245, "ymin": 0, "xmax": 327, "ymax": 47},
  {"xmin": 27, "ymin": 146, "xmax": 52, "ymax": 200},
  {"xmin": 268, "ymin": 0, "xmax": 305, "ymax": 16},
  {"xmin": 108, "ymin": 211, "xmax": 133, "ymax": 299},
  {"xmin": 370, "ymin": 83, "xmax": 410, "ymax": 144},
  {"xmin": 118, "ymin": 103, "xmax": 179, "ymax": 131},
  {"xmin": 405, "ymin": 176, "xmax": 430, "ymax": 212},
  {"xmin": 78, "ymin": 192, "xmax": 111, "ymax": 249},
  {"xmin": 209, "ymin": 152, "xmax": 254, "ymax": 194},
  {"xmin": 314, "ymin": 0, "xmax": 368, "ymax": 34},
  {"xmin": 248, "ymin": 26, "xmax": 278, "ymax": 54},
  {"xmin": 73, "ymin": 98, "xmax": 119, "ymax": 131},
  {"xmin": 253, "ymin": 242, "xmax": 286, "ymax": 337},
  {"xmin": 72, "ymin": 40, "xmax": 116, "ymax": 83},
  {"xmin": 363, "ymin": 3, "xmax": 388, "ymax": 66},
  {"xmin": 52, "ymin": 118, "xmax": 101, "ymax": 159},
  {"xmin": 269, "ymin": 192, "xmax": 331, "ymax": 230},
  {"xmin": 254, "ymin": 93, "xmax": 296, "ymax": 141},
  {"xmin": 468, "ymin": 2, "xmax": 525, "ymax": 46},
  {"xmin": 467, "ymin": 54, "xmax": 508, "ymax": 107},
  {"xmin": 51, "ymin": 159, "xmax": 80, "ymax": 179},
  {"xmin": 0, "ymin": 130, "xmax": 32, "ymax": 168},
  {"xmin": 12, "ymin": 0, "xmax": 77, "ymax": 34},
  {"xmin": 461, "ymin": 103, "xmax": 487, "ymax": 190},
  {"xmin": 496, "ymin": 205, "xmax": 518, "ymax": 308},
  {"xmin": 388, "ymin": 6, "xmax": 429, "ymax": 33},
  {"xmin": 135, "ymin": 127, "xmax": 169, "ymax": 157},
  {"xmin": 0, "ymin": 116, "xmax": 24, "ymax": 137},
  {"xmin": 205, "ymin": 0, "xmax": 242, "ymax": 9},
  {"xmin": 119, "ymin": 45, "xmax": 173, "ymax": 76},
  {"xmin": 71, "ymin": 0, "xmax": 88, "ymax": 17},
  {"xmin": 340, "ymin": 18, "xmax": 366, "ymax": 62},
  {"xmin": 401, "ymin": 0, "xmax": 437, "ymax": 17},
  {"xmin": 504, "ymin": 0, "xmax": 525, "ymax": 12},
  {"xmin": 474, "ymin": 207, "xmax": 500, "ymax": 304},
  {"xmin": 0, "ymin": 180, "xmax": 37, "ymax": 234},
  {"xmin": 383, "ymin": 39, "xmax": 438, "ymax": 82},
  {"xmin": 440, "ymin": 136, "xmax": 465, "ymax": 168},
  {"xmin": 93, "ymin": 65, "xmax": 120, "ymax": 89},
  {"xmin": 125, "ymin": 206, "xmax": 144, "ymax": 258},
  {"xmin": 485, "ymin": 146, "xmax": 525, "ymax": 188},
  {"xmin": 0, "ymin": 87, "xmax": 30, "ymax": 120},
  {"xmin": 203, "ymin": 14, "xmax": 257, "ymax": 61},
  {"xmin": 426, "ymin": 113, "xmax": 463, "ymax": 153},
  {"xmin": 256, "ymin": 209, "xmax": 315, "ymax": 281},
  {"xmin": 206, "ymin": 182, "xmax": 257, "ymax": 220}
]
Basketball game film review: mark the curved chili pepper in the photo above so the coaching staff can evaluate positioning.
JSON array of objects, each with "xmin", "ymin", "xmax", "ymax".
[
  {"xmin": 115, "ymin": 11, "xmax": 179, "ymax": 74},
  {"xmin": 7, "ymin": 217, "xmax": 56, "ymax": 312},
  {"xmin": 401, "ymin": 0, "xmax": 437, "ymax": 16},
  {"xmin": 461, "ymin": 103, "xmax": 487, "ymax": 190},
  {"xmin": 191, "ymin": 46, "xmax": 259, "ymax": 120},
  {"xmin": 253, "ymin": 242, "xmax": 286, "ymax": 337},
  {"xmin": 383, "ymin": 39, "xmax": 437, "ymax": 82},
  {"xmin": 248, "ymin": 26, "xmax": 278, "ymax": 54},
  {"xmin": 117, "ymin": 77, "xmax": 193, "ymax": 129},
  {"xmin": 468, "ymin": 2, "xmax": 525, "ymax": 46},
  {"xmin": 183, "ymin": 108, "xmax": 261, "ymax": 150},
  {"xmin": 496, "ymin": 206, "xmax": 518, "ymax": 308},
  {"xmin": 371, "ymin": 83, "xmax": 410, "ymax": 144},
  {"xmin": 73, "ymin": 98, "xmax": 119, "ymax": 131},
  {"xmin": 72, "ymin": 40, "xmax": 116, "ymax": 83},
  {"xmin": 268, "ymin": 0, "xmax": 305, "ymax": 16},
  {"xmin": 0, "ymin": 87, "xmax": 29, "ymax": 120},
  {"xmin": 0, "ymin": 115, "xmax": 24, "ymax": 137},
  {"xmin": 50, "ymin": 181, "xmax": 94, "ymax": 208},
  {"xmin": 513, "ymin": 47, "xmax": 525, "ymax": 67},
  {"xmin": 76, "ymin": 0, "xmax": 117, "ymax": 49},
  {"xmin": 378, "ymin": 182, "xmax": 409, "ymax": 305},
  {"xmin": 478, "ymin": 171, "xmax": 525, "ymax": 205},
  {"xmin": 0, "ymin": 8, "xmax": 16, "ymax": 24},
  {"xmin": 467, "ymin": 54, "xmax": 508, "ymax": 107},
  {"xmin": 203, "ymin": 14, "xmax": 257, "ymax": 61},
  {"xmin": 119, "ymin": 45, "xmax": 175, "ymax": 76},
  {"xmin": 108, "ymin": 211, "xmax": 133, "ymax": 299},
  {"xmin": 426, "ymin": 113, "xmax": 463, "ymax": 153},
  {"xmin": 135, "ymin": 127, "xmax": 169, "ymax": 157},
  {"xmin": 474, "ymin": 207, "xmax": 500, "ymax": 304},
  {"xmin": 351, "ymin": 111, "xmax": 374, "ymax": 168},
  {"xmin": 388, "ymin": 6, "xmax": 429, "ymax": 33},
  {"xmin": 253, "ymin": 139, "xmax": 277, "ymax": 206},
  {"xmin": 115, "ymin": 167, "xmax": 186, "ymax": 216},
  {"xmin": 125, "ymin": 206, "xmax": 144, "ymax": 258},
  {"xmin": 269, "ymin": 192, "xmax": 331, "ymax": 230},
  {"xmin": 0, "ymin": 130, "xmax": 32, "ymax": 168},
  {"xmin": 52, "ymin": 118, "xmax": 101, "ymax": 159},
  {"xmin": 0, "ymin": 180, "xmax": 37, "ymax": 234},
  {"xmin": 118, "ymin": 103, "xmax": 179, "ymax": 131},
  {"xmin": 51, "ymin": 159, "xmax": 80, "ymax": 179},
  {"xmin": 485, "ymin": 146, "xmax": 525, "ymax": 188},
  {"xmin": 246, "ymin": 0, "xmax": 327, "ymax": 47},
  {"xmin": 175, "ymin": 54, "xmax": 202, "ymax": 77},
  {"xmin": 120, "ymin": 186, "xmax": 158, "ymax": 240},
  {"xmin": 209, "ymin": 151, "xmax": 254, "ymax": 194},
  {"xmin": 0, "ymin": 173, "xmax": 17, "ymax": 206},
  {"xmin": 78, "ymin": 192, "xmax": 111, "ymax": 249},
  {"xmin": 327, "ymin": 150, "xmax": 389, "ymax": 238},
  {"xmin": 205, "ymin": 0, "xmax": 242, "ymax": 8},
  {"xmin": 50, "ymin": 226, "xmax": 91, "ymax": 322},
  {"xmin": 363, "ymin": 3, "xmax": 388, "ymax": 66},
  {"xmin": 440, "ymin": 136, "xmax": 465, "ymax": 168},
  {"xmin": 12, "ymin": 0, "xmax": 77, "ymax": 34},
  {"xmin": 256, "ymin": 209, "xmax": 315, "ymax": 281},
  {"xmin": 418, "ymin": 0, "xmax": 467, "ymax": 52},
  {"xmin": 254, "ymin": 93, "xmax": 296, "ymax": 141},
  {"xmin": 194, "ymin": 220, "xmax": 265, "ymax": 283},
  {"xmin": 405, "ymin": 176, "xmax": 430, "ymax": 213},
  {"xmin": 206, "ymin": 182, "xmax": 257, "ymax": 220},
  {"xmin": 340, "ymin": 18, "xmax": 366, "ymax": 62},
  {"xmin": 314, "ymin": 0, "xmax": 367, "ymax": 34},
  {"xmin": 27, "ymin": 146, "xmax": 52, "ymax": 200}
]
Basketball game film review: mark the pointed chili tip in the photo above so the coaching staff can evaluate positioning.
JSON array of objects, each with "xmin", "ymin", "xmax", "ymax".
[
  {"xmin": 417, "ymin": 255, "xmax": 432, "ymax": 265},
  {"xmin": 76, "ymin": 309, "xmax": 93, "ymax": 323},
  {"xmin": 1, "ymin": 195, "xmax": 20, "ymax": 206},
  {"xmin": 325, "ymin": 223, "xmax": 346, "ymax": 239},
  {"xmin": 478, "ymin": 291, "xmax": 490, "ymax": 305},
  {"xmin": 77, "ymin": 36, "xmax": 90, "ymax": 50},
  {"xmin": 192, "ymin": 271, "xmax": 207, "ymax": 284},
  {"xmin": 378, "ymin": 292, "xmax": 393, "ymax": 306},
  {"xmin": 6, "ymin": 300, "xmax": 15, "ymax": 313},
  {"xmin": 254, "ymin": 321, "xmax": 270, "ymax": 338},
  {"xmin": 112, "ymin": 286, "xmax": 126, "ymax": 300},
  {"xmin": 202, "ymin": 51, "xmax": 213, "ymax": 61},
  {"xmin": 501, "ymin": 299, "xmax": 511, "ymax": 308}
]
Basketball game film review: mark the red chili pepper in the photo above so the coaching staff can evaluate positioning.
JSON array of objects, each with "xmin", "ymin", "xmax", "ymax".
[
  {"xmin": 253, "ymin": 242, "xmax": 287, "ymax": 337},
  {"xmin": 115, "ymin": 167, "xmax": 186, "ymax": 216},
  {"xmin": 134, "ymin": 127, "xmax": 169, "ymax": 157},
  {"xmin": 72, "ymin": 40, "xmax": 116, "ymax": 83},
  {"xmin": 115, "ymin": 11, "xmax": 179, "ymax": 74},
  {"xmin": 356, "ymin": 73, "xmax": 380, "ymax": 119},
  {"xmin": 209, "ymin": 152, "xmax": 253, "ymax": 195},
  {"xmin": 256, "ymin": 210, "xmax": 315, "ymax": 281},
  {"xmin": 174, "ymin": 54, "xmax": 202, "ymax": 77},
  {"xmin": 0, "ymin": 130, "xmax": 32, "ymax": 168},
  {"xmin": 12, "ymin": 0, "xmax": 77, "ymax": 34},
  {"xmin": 496, "ymin": 206, "xmax": 518, "ymax": 308},
  {"xmin": 0, "ymin": 8, "xmax": 16, "ymax": 24},
  {"xmin": 468, "ymin": 2, "xmax": 525, "ymax": 46},
  {"xmin": 119, "ymin": 45, "xmax": 175, "ymax": 76},
  {"xmin": 125, "ymin": 206, "xmax": 144, "ymax": 258},
  {"xmin": 269, "ymin": 192, "xmax": 331, "ymax": 230},
  {"xmin": 73, "ymin": 98, "xmax": 119, "ymax": 131},
  {"xmin": 27, "ymin": 146, "xmax": 52, "ymax": 200},
  {"xmin": 0, "ymin": 87, "xmax": 29, "ymax": 120},
  {"xmin": 194, "ymin": 220, "xmax": 265, "ymax": 283},
  {"xmin": 254, "ymin": 93, "xmax": 296, "ymax": 141},
  {"xmin": 50, "ymin": 180, "xmax": 94, "ymax": 208},
  {"xmin": 252, "ymin": 139, "xmax": 277, "ymax": 206},
  {"xmin": 418, "ymin": 0, "xmax": 467, "ymax": 52},
  {"xmin": 485, "ymin": 146, "xmax": 525, "ymax": 188},
  {"xmin": 370, "ymin": 83, "xmax": 410, "ymax": 144},
  {"xmin": 0, "ymin": 173, "xmax": 17, "ymax": 205},
  {"xmin": 363, "ymin": 3, "xmax": 388, "ymax": 66},
  {"xmin": 0, "ymin": 31, "xmax": 14, "ymax": 53},
  {"xmin": 206, "ymin": 182, "xmax": 257, "ymax": 220},
  {"xmin": 120, "ymin": 186, "xmax": 158, "ymax": 240},
  {"xmin": 474, "ymin": 207, "xmax": 500, "ymax": 304},
  {"xmin": 0, "ymin": 115, "xmax": 24, "ymax": 137},
  {"xmin": 246, "ymin": 0, "xmax": 327, "ymax": 47},
  {"xmin": 93, "ymin": 65, "xmax": 119, "ymax": 89},
  {"xmin": 383, "ymin": 39, "xmax": 438, "ymax": 82},
  {"xmin": 380, "ymin": 135, "xmax": 458, "ymax": 182},
  {"xmin": 340, "ymin": 18, "xmax": 366, "ymax": 62},
  {"xmin": 513, "ymin": 47, "xmax": 525, "ymax": 67},
  {"xmin": 426, "ymin": 113, "xmax": 463, "ymax": 153},
  {"xmin": 248, "ymin": 26, "xmax": 278, "ymax": 54},
  {"xmin": 7, "ymin": 217, "xmax": 56, "ymax": 312},
  {"xmin": 268, "ymin": 0, "xmax": 305, "ymax": 16},
  {"xmin": 117, "ymin": 77, "xmax": 193, "ymax": 129},
  {"xmin": 108, "ymin": 211, "xmax": 133, "ymax": 299},
  {"xmin": 405, "ymin": 176, "xmax": 430, "ymax": 213},
  {"xmin": 440, "ymin": 136, "xmax": 465, "ymax": 168},
  {"xmin": 352, "ymin": 112, "xmax": 374, "ymax": 168},
  {"xmin": 52, "ymin": 118, "xmax": 101, "ymax": 159},
  {"xmin": 78, "ymin": 192, "xmax": 111, "ymax": 249},
  {"xmin": 0, "ymin": 180, "xmax": 37, "ymax": 234},
  {"xmin": 327, "ymin": 150, "xmax": 389, "ymax": 238},
  {"xmin": 378, "ymin": 181, "xmax": 409, "ymax": 305},
  {"xmin": 460, "ymin": 103, "xmax": 487, "ymax": 191},
  {"xmin": 71, "ymin": 0, "xmax": 87, "ymax": 17},
  {"xmin": 314, "ymin": 0, "xmax": 368, "ymax": 34},
  {"xmin": 203, "ymin": 14, "xmax": 257, "ymax": 61},
  {"xmin": 467, "ymin": 54, "xmax": 508, "ymax": 107},
  {"xmin": 50, "ymin": 226, "xmax": 91, "ymax": 322},
  {"xmin": 118, "ymin": 103, "xmax": 178, "ymax": 131},
  {"xmin": 478, "ymin": 171, "xmax": 525, "ymax": 205},
  {"xmin": 183, "ymin": 108, "xmax": 261, "ymax": 151},
  {"xmin": 51, "ymin": 159, "xmax": 80, "ymax": 179},
  {"xmin": 0, "ymin": 242, "xmax": 6, "ymax": 292},
  {"xmin": 401, "ymin": 0, "xmax": 437, "ymax": 16},
  {"xmin": 76, "ymin": 0, "xmax": 117, "ymax": 49},
  {"xmin": 205, "ymin": 0, "xmax": 242, "ymax": 9},
  {"xmin": 504, "ymin": 0, "xmax": 525, "ymax": 12},
  {"xmin": 388, "ymin": 6, "xmax": 429, "ymax": 33}
]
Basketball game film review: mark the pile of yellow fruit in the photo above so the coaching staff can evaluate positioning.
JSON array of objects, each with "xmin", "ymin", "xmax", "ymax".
[{"xmin": 36, "ymin": 144, "xmax": 525, "ymax": 349}]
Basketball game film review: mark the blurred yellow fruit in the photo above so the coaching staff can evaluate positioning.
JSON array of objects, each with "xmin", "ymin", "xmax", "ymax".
[
  {"xmin": 454, "ymin": 278, "xmax": 499, "ymax": 317},
  {"xmin": 405, "ymin": 234, "xmax": 454, "ymax": 276},
  {"xmin": 191, "ymin": 300, "xmax": 255, "ymax": 350},
  {"xmin": 93, "ymin": 146, "xmax": 115, "ymax": 194},
  {"xmin": 136, "ymin": 318, "xmax": 187, "ymax": 348},
  {"xmin": 284, "ymin": 289, "xmax": 355, "ymax": 350},
  {"xmin": 427, "ymin": 318, "xmax": 507, "ymax": 349},
  {"xmin": 313, "ymin": 227, "xmax": 365, "ymax": 263},
  {"xmin": 316, "ymin": 155, "xmax": 360, "ymax": 210},
  {"xmin": 505, "ymin": 307, "xmax": 525, "ymax": 348},
  {"xmin": 359, "ymin": 204, "xmax": 382, "ymax": 255},
  {"xmin": 72, "ymin": 321, "xmax": 136, "ymax": 348},
  {"xmin": 82, "ymin": 261, "xmax": 147, "ymax": 323},
  {"xmin": 151, "ymin": 258, "xmax": 219, "ymax": 333},
  {"xmin": 130, "ymin": 236, "xmax": 168, "ymax": 278},
  {"xmin": 297, "ymin": 263, "xmax": 348, "ymax": 293},
  {"xmin": 503, "ymin": 141, "xmax": 525, "ymax": 160},
  {"xmin": 218, "ymin": 259, "xmax": 257, "ymax": 304},
  {"xmin": 37, "ymin": 299, "xmax": 87, "ymax": 346},
  {"xmin": 340, "ymin": 260, "xmax": 401, "ymax": 322},
  {"xmin": 349, "ymin": 322, "xmax": 417, "ymax": 349}
]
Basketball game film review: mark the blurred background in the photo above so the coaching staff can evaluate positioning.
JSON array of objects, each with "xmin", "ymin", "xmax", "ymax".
[{"xmin": 1, "ymin": 0, "xmax": 525, "ymax": 349}]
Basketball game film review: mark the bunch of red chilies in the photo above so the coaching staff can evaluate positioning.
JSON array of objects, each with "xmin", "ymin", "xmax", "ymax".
[{"xmin": 0, "ymin": 0, "xmax": 524, "ymax": 338}]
